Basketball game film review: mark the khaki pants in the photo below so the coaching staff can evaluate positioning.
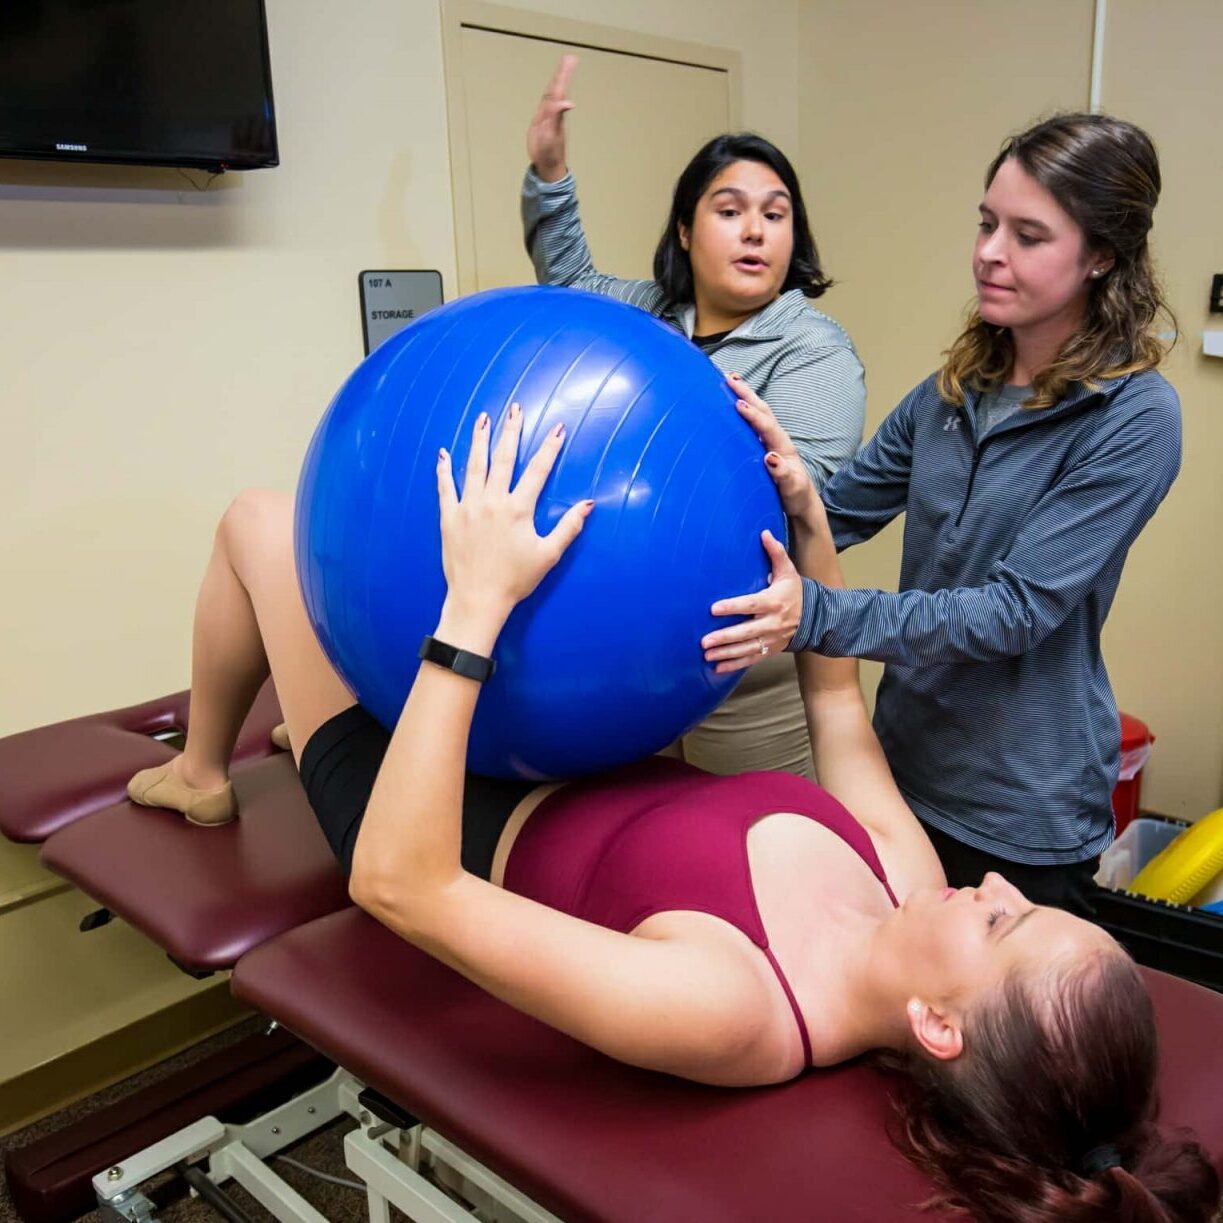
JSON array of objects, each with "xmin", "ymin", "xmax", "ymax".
[{"xmin": 665, "ymin": 652, "xmax": 814, "ymax": 779}]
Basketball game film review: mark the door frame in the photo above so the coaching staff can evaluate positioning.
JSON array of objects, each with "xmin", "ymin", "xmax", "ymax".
[{"xmin": 441, "ymin": 0, "xmax": 742, "ymax": 296}]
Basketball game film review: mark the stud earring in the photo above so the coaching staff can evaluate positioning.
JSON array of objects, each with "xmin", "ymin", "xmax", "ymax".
[{"xmin": 1091, "ymin": 268, "xmax": 1104, "ymax": 278}]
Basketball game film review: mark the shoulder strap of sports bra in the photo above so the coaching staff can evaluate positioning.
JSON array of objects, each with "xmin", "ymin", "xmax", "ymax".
[{"xmin": 762, "ymin": 946, "xmax": 813, "ymax": 1066}]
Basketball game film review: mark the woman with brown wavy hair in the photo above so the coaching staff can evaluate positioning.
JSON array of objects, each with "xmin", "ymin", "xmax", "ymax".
[{"xmin": 705, "ymin": 113, "xmax": 1181, "ymax": 917}]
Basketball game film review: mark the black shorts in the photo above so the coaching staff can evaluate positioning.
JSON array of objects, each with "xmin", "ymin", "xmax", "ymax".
[{"xmin": 299, "ymin": 705, "xmax": 536, "ymax": 880}]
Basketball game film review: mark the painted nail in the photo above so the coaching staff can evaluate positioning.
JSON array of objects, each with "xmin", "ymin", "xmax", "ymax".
[
  {"xmin": 477, "ymin": 412, "xmax": 489, "ymax": 430},
  {"xmin": 510, "ymin": 402, "xmax": 521, "ymax": 420},
  {"xmin": 438, "ymin": 447, "xmax": 448, "ymax": 461},
  {"xmin": 554, "ymin": 422, "xmax": 566, "ymax": 439}
]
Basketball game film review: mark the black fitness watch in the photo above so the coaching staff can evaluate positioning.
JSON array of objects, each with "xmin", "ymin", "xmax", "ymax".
[{"xmin": 418, "ymin": 635, "xmax": 497, "ymax": 683}]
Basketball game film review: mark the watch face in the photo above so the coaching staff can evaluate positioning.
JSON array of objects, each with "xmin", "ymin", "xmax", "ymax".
[{"xmin": 431, "ymin": 638, "xmax": 459, "ymax": 666}]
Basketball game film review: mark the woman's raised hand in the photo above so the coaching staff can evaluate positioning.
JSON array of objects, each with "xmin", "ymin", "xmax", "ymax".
[
  {"xmin": 729, "ymin": 373, "xmax": 821, "ymax": 526},
  {"xmin": 437, "ymin": 405, "xmax": 592, "ymax": 624},
  {"xmin": 527, "ymin": 55, "xmax": 577, "ymax": 183}
]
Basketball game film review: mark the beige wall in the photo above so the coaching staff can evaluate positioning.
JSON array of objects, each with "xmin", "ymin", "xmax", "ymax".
[
  {"xmin": 798, "ymin": 0, "xmax": 1223, "ymax": 820},
  {"xmin": 0, "ymin": 0, "xmax": 458, "ymax": 738},
  {"xmin": 1095, "ymin": 0, "xmax": 1223, "ymax": 818},
  {"xmin": 508, "ymin": 0, "xmax": 799, "ymax": 154}
]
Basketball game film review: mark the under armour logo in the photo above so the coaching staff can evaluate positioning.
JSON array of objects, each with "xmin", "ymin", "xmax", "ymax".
[{"xmin": 943, "ymin": 415, "xmax": 960, "ymax": 431}]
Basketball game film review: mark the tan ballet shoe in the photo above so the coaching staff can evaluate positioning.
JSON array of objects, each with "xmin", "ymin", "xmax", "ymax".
[
  {"xmin": 127, "ymin": 761, "xmax": 238, "ymax": 827},
  {"xmin": 270, "ymin": 722, "xmax": 291, "ymax": 752}
]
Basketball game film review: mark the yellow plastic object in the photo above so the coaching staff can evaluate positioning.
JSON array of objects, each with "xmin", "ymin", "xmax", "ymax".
[{"xmin": 1130, "ymin": 808, "xmax": 1223, "ymax": 905}]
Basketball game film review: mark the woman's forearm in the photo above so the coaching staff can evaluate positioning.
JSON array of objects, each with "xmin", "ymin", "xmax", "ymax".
[
  {"xmin": 789, "ymin": 514, "xmax": 882, "ymax": 795},
  {"xmin": 522, "ymin": 169, "xmax": 597, "ymax": 287},
  {"xmin": 348, "ymin": 598, "xmax": 507, "ymax": 921},
  {"xmin": 789, "ymin": 513, "xmax": 859, "ymax": 695},
  {"xmin": 349, "ymin": 406, "xmax": 586, "ymax": 930}
]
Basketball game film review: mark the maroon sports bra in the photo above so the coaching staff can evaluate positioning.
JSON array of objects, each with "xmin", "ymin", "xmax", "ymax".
[{"xmin": 502, "ymin": 757, "xmax": 898, "ymax": 1066}]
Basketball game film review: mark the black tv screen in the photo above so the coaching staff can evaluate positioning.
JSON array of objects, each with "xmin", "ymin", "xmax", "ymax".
[{"xmin": 0, "ymin": 0, "xmax": 278, "ymax": 171}]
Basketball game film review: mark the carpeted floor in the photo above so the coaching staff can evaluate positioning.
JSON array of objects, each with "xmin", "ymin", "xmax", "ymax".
[{"xmin": 0, "ymin": 1019, "xmax": 397, "ymax": 1223}]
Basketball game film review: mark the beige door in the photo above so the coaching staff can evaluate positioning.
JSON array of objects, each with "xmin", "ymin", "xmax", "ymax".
[{"xmin": 444, "ymin": 3, "xmax": 738, "ymax": 293}]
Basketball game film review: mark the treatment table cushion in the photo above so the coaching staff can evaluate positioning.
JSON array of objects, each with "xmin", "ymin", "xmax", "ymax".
[
  {"xmin": 0, "ymin": 683, "xmax": 282, "ymax": 843},
  {"xmin": 234, "ymin": 908, "xmax": 941, "ymax": 1221},
  {"xmin": 39, "ymin": 753, "xmax": 348, "ymax": 972},
  {"xmin": 233, "ymin": 910, "xmax": 1223, "ymax": 1222}
]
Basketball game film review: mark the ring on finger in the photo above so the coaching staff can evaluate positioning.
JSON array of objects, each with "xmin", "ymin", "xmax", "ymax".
[{"xmin": 757, "ymin": 637, "xmax": 769, "ymax": 656}]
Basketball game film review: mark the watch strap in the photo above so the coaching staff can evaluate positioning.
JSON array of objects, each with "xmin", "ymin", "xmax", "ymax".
[{"xmin": 418, "ymin": 635, "xmax": 497, "ymax": 683}]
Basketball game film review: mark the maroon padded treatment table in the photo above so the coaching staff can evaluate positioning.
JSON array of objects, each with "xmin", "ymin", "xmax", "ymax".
[{"xmin": 5, "ymin": 692, "xmax": 1222, "ymax": 1223}]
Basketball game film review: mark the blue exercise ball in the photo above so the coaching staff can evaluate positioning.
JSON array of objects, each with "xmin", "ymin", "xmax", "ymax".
[{"xmin": 295, "ymin": 285, "xmax": 784, "ymax": 779}]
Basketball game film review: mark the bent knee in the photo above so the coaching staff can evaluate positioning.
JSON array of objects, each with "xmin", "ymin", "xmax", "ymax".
[{"xmin": 217, "ymin": 488, "xmax": 293, "ymax": 560}]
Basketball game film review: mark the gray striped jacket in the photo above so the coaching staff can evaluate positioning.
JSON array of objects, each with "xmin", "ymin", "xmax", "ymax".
[
  {"xmin": 792, "ymin": 369, "xmax": 1182, "ymax": 864},
  {"xmin": 522, "ymin": 169, "xmax": 865, "ymax": 489}
]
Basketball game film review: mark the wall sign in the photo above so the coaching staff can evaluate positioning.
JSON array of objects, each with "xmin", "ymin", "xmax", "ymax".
[{"xmin": 359, "ymin": 270, "xmax": 444, "ymax": 355}]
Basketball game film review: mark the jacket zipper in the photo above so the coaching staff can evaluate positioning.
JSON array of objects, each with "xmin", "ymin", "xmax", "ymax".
[
  {"xmin": 954, "ymin": 404, "xmax": 980, "ymax": 528},
  {"xmin": 955, "ymin": 451, "xmax": 982, "ymax": 528}
]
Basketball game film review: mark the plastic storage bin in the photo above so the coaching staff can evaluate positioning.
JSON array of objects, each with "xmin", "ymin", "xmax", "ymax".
[
  {"xmin": 1093, "ymin": 816, "xmax": 1223, "ymax": 994},
  {"xmin": 1095, "ymin": 817, "xmax": 1182, "ymax": 891},
  {"xmin": 1111, "ymin": 713, "xmax": 1154, "ymax": 834}
]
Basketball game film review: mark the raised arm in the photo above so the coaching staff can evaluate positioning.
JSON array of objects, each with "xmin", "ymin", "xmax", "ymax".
[
  {"xmin": 348, "ymin": 408, "xmax": 588, "ymax": 896},
  {"xmin": 522, "ymin": 57, "xmax": 665, "ymax": 309},
  {"xmin": 347, "ymin": 408, "xmax": 786, "ymax": 1084}
]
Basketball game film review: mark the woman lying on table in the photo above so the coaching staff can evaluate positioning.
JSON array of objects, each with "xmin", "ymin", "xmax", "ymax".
[{"xmin": 128, "ymin": 403, "xmax": 1216, "ymax": 1222}]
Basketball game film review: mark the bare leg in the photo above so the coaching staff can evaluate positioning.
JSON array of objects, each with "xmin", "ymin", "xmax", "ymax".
[
  {"xmin": 132, "ymin": 489, "xmax": 355, "ymax": 819},
  {"xmin": 175, "ymin": 520, "xmax": 273, "ymax": 790},
  {"xmin": 217, "ymin": 488, "xmax": 355, "ymax": 761}
]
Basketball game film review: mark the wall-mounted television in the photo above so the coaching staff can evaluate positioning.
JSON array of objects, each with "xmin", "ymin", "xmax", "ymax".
[{"xmin": 0, "ymin": 1, "xmax": 279, "ymax": 172}]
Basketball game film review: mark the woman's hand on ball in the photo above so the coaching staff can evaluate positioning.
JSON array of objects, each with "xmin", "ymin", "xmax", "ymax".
[
  {"xmin": 437, "ymin": 404, "xmax": 593, "ymax": 625},
  {"xmin": 729, "ymin": 374, "xmax": 821, "ymax": 526},
  {"xmin": 528, "ymin": 56, "xmax": 577, "ymax": 183},
  {"xmin": 702, "ymin": 530, "xmax": 802, "ymax": 672}
]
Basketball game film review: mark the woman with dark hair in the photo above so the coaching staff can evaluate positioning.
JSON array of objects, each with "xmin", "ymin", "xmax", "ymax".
[
  {"xmin": 127, "ymin": 403, "xmax": 1218, "ymax": 1222},
  {"xmin": 704, "ymin": 113, "xmax": 1182, "ymax": 918},
  {"xmin": 521, "ymin": 55, "xmax": 865, "ymax": 780}
]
